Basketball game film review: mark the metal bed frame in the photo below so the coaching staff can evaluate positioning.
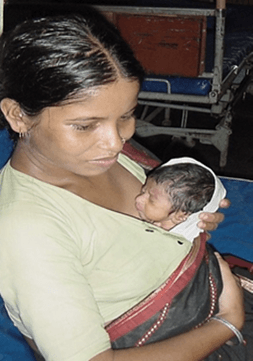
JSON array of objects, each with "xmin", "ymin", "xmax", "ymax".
[{"xmin": 96, "ymin": 1, "xmax": 253, "ymax": 167}]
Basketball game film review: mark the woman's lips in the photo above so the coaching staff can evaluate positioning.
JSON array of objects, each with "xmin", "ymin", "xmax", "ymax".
[{"xmin": 89, "ymin": 155, "xmax": 118, "ymax": 167}]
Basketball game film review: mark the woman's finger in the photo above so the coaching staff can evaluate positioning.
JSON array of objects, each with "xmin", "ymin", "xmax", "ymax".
[
  {"xmin": 199, "ymin": 211, "xmax": 225, "ymax": 223},
  {"xmin": 198, "ymin": 210, "xmax": 225, "ymax": 231},
  {"xmin": 219, "ymin": 198, "xmax": 231, "ymax": 209}
]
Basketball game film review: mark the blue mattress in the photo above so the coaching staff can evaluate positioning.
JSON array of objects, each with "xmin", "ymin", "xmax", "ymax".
[{"xmin": 141, "ymin": 77, "xmax": 211, "ymax": 95}]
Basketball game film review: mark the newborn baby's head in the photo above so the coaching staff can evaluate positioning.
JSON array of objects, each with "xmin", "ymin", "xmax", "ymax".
[{"xmin": 135, "ymin": 163, "xmax": 214, "ymax": 230}]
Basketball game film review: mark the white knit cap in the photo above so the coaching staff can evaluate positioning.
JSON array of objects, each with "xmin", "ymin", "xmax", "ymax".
[{"xmin": 161, "ymin": 157, "xmax": 227, "ymax": 242}]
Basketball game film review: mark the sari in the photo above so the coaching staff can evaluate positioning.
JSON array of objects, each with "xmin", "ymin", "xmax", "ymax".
[{"xmin": 106, "ymin": 233, "xmax": 253, "ymax": 360}]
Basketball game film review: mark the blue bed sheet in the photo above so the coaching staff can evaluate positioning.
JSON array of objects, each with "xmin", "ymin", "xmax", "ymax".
[{"xmin": 209, "ymin": 177, "xmax": 253, "ymax": 263}]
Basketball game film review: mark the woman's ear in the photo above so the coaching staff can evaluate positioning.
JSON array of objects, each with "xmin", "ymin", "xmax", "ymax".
[{"xmin": 0, "ymin": 98, "xmax": 27, "ymax": 134}]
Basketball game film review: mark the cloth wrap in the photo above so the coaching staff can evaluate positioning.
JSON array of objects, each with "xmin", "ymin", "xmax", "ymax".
[
  {"xmin": 106, "ymin": 233, "xmax": 223, "ymax": 347},
  {"xmin": 163, "ymin": 157, "xmax": 227, "ymax": 243},
  {"xmin": 106, "ymin": 233, "xmax": 253, "ymax": 360}
]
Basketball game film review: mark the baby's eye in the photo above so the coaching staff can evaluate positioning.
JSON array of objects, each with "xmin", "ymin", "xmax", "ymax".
[{"xmin": 140, "ymin": 187, "xmax": 147, "ymax": 194}]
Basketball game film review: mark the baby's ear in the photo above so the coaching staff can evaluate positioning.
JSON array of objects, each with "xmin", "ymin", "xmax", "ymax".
[{"xmin": 172, "ymin": 211, "xmax": 190, "ymax": 224}]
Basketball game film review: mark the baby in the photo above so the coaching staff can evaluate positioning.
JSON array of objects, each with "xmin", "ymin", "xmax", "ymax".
[{"xmin": 135, "ymin": 157, "xmax": 227, "ymax": 242}]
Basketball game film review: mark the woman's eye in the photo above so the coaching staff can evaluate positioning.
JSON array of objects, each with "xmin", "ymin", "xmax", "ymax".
[
  {"xmin": 121, "ymin": 113, "xmax": 136, "ymax": 122},
  {"xmin": 71, "ymin": 123, "xmax": 94, "ymax": 131}
]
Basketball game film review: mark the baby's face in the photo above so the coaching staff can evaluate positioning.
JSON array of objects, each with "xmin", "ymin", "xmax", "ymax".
[{"xmin": 135, "ymin": 178, "xmax": 173, "ymax": 223}]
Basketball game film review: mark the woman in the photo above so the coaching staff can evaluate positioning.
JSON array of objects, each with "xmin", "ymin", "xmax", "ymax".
[{"xmin": 0, "ymin": 10, "xmax": 248, "ymax": 361}]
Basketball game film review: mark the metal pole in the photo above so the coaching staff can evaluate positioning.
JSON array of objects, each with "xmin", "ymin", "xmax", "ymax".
[
  {"xmin": 217, "ymin": 0, "xmax": 226, "ymax": 10},
  {"xmin": 0, "ymin": 0, "xmax": 3, "ymax": 36},
  {"xmin": 212, "ymin": 1, "xmax": 226, "ymax": 92}
]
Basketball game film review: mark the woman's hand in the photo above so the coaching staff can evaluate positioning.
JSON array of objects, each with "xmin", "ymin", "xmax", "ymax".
[
  {"xmin": 215, "ymin": 252, "xmax": 244, "ymax": 330},
  {"xmin": 198, "ymin": 198, "xmax": 230, "ymax": 232},
  {"xmin": 219, "ymin": 198, "xmax": 231, "ymax": 209}
]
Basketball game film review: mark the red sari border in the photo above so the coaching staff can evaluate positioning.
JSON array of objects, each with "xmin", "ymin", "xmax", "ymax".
[{"xmin": 106, "ymin": 233, "xmax": 207, "ymax": 342}]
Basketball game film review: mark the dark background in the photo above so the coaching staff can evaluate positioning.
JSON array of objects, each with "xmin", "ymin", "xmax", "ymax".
[{"xmin": 4, "ymin": 0, "xmax": 253, "ymax": 180}]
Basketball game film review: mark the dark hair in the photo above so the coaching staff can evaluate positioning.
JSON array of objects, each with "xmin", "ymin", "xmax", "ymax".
[
  {"xmin": 148, "ymin": 163, "xmax": 215, "ymax": 213},
  {"xmin": 0, "ymin": 11, "xmax": 144, "ymax": 140}
]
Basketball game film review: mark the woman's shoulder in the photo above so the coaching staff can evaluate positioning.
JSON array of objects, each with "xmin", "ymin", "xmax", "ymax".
[
  {"xmin": 0, "ymin": 162, "xmax": 70, "ymax": 210},
  {"xmin": 118, "ymin": 153, "xmax": 146, "ymax": 184},
  {"xmin": 0, "ymin": 162, "xmax": 88, "ymax": 238}
]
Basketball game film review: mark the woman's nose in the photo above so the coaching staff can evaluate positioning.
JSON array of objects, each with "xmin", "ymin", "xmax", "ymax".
[{"xmin": 101, "ymin": 125, "xmax": 124, "ymax": 152}]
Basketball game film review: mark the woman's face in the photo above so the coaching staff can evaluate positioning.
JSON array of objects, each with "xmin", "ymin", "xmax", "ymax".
[{"xmin": 24, "ymin": 78, "xmax": 139, "ymax": 177}]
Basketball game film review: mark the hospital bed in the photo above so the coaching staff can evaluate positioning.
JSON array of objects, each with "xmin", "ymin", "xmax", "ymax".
[
  {"xmin": 0, "ymin": 1, "xmax": 253, "ymax": 359},
  {"xmin": 96, "ymin": 0, "xmax": 253, "ymax": 167}
]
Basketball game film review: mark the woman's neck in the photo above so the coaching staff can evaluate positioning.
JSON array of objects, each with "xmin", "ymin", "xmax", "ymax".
[
  {"xmin": 10, "ymin": 143, "xmax": 84, "ymax": 189},
  {"xmin": 10, "ymin": 144, "xmax": 142, "ymax": 217}
]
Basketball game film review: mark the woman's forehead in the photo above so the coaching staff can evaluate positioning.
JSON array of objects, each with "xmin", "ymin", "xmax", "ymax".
[
  {"xmin": 38, "ymin": 79, "xmax": 139, "ymax": 123},
  {"xmin": 61, "ymin": 79, "xmax": 139, "ymax": 106}
]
